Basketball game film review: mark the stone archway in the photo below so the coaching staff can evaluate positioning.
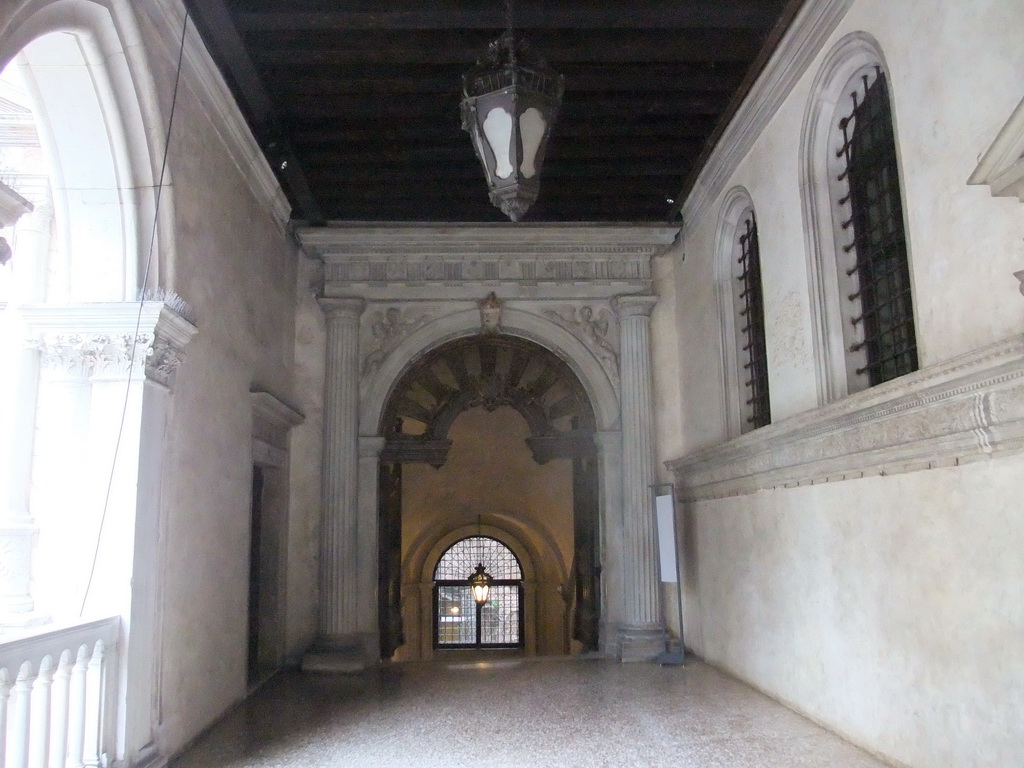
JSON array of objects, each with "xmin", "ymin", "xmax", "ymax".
[
  {"xmin": 376, "ymin": 334, "xmax": 600, "ymax": 659},
  {"xmin": 299, "ymin": 223, "xmax": 679, "ymax": 667}
]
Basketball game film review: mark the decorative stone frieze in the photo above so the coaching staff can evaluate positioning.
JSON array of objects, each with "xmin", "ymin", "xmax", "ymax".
[
  {"xmin": 19, "ymin": 299, "xmax": 198, "ymax": 390},
  {"xmin": 299, "ymin": 224, "xmax": 678, "ymax": 301},
  {"xmin": 668, "ymin": 334, "xmax": 1024, "ymax": 501},
  {"xmin": 32, "ymin": 332, "xmax": 152, "ymax": 379}
]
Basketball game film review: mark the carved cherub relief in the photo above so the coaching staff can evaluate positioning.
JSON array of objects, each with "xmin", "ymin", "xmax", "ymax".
[
  {"xmin": 544, "ymin": 305, "xmax": 619, "ymax": 371},
  {"xmin": 362, "ymin": 307, "xmax": 430, "ymax": 377}
]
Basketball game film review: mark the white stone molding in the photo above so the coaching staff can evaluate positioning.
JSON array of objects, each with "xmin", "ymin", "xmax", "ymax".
[
  {"xmin": 681, "ymin": 0, "xmax": 853, "ymax": 234},
  {"xmin": 1015, "ymin": 270, "xmax": 1024, "ymax": 298},
  {"xmin": 970, "ymin": 94, "xmax": 1024, "ymax": 201},
  {"xmin": 251, "ymin": 391, "xmax": 304, "ymax": 468},
  {"xmin": 0, "ymin": 180, "xmax": 33, "ymax": 227},
  {"xmin": 144, "ymin": 0, "xmax": 291, "ymax": 228},
  {"xmin": 799, "ymin": 31, "xmax": 897, "ymax": 404},
  {"xmin": 300, "ymin": 223, "xmax": 678, "ymax": 301},
  {"xmin": 147, "ymin": 303, "xmax": 198, "ymax": 391},
  {"xmin": 19, "ymin": 301, "xmax": 196, "ymax": 387},
  {"xmin": 667, "ymin": 334, "xmax": 1024, "ymax": 501}
]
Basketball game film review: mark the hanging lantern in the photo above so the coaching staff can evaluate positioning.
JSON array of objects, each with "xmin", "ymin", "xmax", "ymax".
[
  {"xmin": 468, "ymin": 562, "xmax": 493, "ymax": 605},
  {"xmin": 461, "ymin": 25, "xmax": 564, "ymax": 222}
]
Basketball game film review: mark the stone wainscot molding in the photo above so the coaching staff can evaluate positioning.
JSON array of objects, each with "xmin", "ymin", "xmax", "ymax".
[{"xmin": 668, "ymin": 334, "xmax": 1024, "ymax": 501}]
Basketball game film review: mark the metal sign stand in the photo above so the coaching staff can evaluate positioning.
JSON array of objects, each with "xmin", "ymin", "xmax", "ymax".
[{"xmin": 651, "ymin": 482, "xmax": 686, "ymax": 665}]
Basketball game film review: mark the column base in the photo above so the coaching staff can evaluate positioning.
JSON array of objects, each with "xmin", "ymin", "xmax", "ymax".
[
  {"xmin": 617, "ymin": 624, "xmax": 667, "ymax": 662},
  {"xmin": 301, "ymin": 633, "xmax": 377, "ymax": 673}
]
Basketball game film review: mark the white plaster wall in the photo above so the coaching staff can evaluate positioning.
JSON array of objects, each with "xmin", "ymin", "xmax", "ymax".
[
  {"xmin": 122, "ymin": 6, "xmax": 301, "ymax": 757},
  {"xmin": 684, "ymin": 456, "xmax": 1024, "ymax": 768},
  {"xmin": 662, "ymin": 2, "xmax": 1024, "ymax": 766}
]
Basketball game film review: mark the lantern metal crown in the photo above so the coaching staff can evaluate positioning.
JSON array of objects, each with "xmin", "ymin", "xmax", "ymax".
[{"xmin": 460, "ymin": 3, "xmax": 564, "ymax": 222}]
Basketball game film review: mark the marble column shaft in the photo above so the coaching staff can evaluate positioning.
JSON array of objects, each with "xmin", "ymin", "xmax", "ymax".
[
  {"xmin": 614, "ymin": 295, "xmax": 662, "ymax": 629},
  {"xmin": 318, "ymin": 298, "xmax": 366, "ymax": 643}
]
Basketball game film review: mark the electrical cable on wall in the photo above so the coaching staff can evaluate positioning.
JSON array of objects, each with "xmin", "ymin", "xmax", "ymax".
[{"xmin": 79, "ymin": 9, "xmax": 191, "ymax": 617}]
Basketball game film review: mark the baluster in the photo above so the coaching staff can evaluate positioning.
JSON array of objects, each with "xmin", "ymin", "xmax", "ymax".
[
  {"xmin": 81, "ymin": 643, "xmax": 103, "ymax": 768},
  {"xmin": 66, "ymin": 647, "xmax": 88, "ymax": 768},
  {"xmin": 9, "ymin": 662, "xmax": 35, "ymax": 768},
  {"xmin": 29, "ymin": 657, "xmax": 54, "ymax": 768},
  {"xmin": 2, "ymin": 668, "xmax": 12, "ymax": 768},
  {"xmin": 48, "ymin": 652, "xmax": 71, "ymax": 768}
]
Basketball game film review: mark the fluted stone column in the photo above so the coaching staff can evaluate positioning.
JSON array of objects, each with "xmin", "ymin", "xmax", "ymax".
[
  {"xmin": 315, "ymin": 297, "xmax": 366, "ymax": 652},
  {"xmin": 593, "ymin": 429, "xmax": 623, "ymax": 655},
  {"xmin": 613, "ymin": 294, "xmax": 664, "ymax": 661},
  {"xmin": 356, "ymin": 435, "xmax": 386, "ymax": 652}
]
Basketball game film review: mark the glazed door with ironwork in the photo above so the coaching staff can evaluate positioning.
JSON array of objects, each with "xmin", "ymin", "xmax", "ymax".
[{"xmin": 433, "ymin": 536, "xmax": 523, "ymax": 649}]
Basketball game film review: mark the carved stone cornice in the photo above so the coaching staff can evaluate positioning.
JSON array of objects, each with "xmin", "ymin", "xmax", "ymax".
[
  {"xmin": 251, "ymin": 390, "xmax": 305, "ymax": 460},
  {"xmin": 680, "ymin": 0, "xmax": 853, "ymax": 233},
  {"xmin": 299, "ymin": 224, "xmax": 678, "ymax": 301},
  {"xmin": 19, "ymin": 300, "xmax": 197, "ymax": 390},
  {"xmin": 970, "ymin": 95, "xmax": 1024, "ymax": 201},
  {"xmin": 667, "ymin": 335, "xmax": 1024, "ymax": 501}
]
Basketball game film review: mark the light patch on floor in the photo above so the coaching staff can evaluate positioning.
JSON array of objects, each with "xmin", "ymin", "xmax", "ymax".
[{"xmin": 169, "ymin": 657, "xmax": 892, "ymax": 768}]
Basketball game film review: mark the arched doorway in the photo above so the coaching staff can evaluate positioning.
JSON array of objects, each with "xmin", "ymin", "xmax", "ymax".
[
  {"xmin": 433, "ymin": 536, "xmax": 523, "ymax": 649},
  {"xmin": 377, "ymin": 334, "xmax": 600, "ymax": 659}
]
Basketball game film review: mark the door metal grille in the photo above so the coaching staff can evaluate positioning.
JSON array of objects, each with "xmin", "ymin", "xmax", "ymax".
[{"xmin": 434, "ymin": 536, "xmax": 523, "ymax": 649}]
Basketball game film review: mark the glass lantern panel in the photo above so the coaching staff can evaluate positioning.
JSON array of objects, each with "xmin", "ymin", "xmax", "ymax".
[
  {"xmin": 519, "ymin": 107, "xmax": 546, "ymax": 179},
  {"xmin": 483, "ymin": 107, "xmax": 514, "ymax": 180}
]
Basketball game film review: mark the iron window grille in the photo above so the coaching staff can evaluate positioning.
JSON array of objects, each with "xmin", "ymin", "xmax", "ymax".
[
  {"xmin": 836, "ymin": 69, "xmax": 918, "ymax": 386},
  {"xmin": 434, "ymin": 536, "xmax": 523, "ymax": 649},
  {"xmin": 737, "ymin": 215, "xmax": 770, "ymax": 429}
]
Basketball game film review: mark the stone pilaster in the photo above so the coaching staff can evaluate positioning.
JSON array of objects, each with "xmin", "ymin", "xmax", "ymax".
[
  {"xmin": 613, "ymin": 294, "xmax": 664, "ymax": 661},
  {"xmin": 356, "ymin": 435, "xmax": 386, "ymax": 653},
  {"xmin": 316, "ymin": 297, "xmax": 366, "ymax": 646}
]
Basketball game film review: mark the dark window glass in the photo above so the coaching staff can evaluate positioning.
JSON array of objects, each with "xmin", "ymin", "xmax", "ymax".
[
  {"xmin": 738, "ymin": 215, "xmax": 770, "ymax": 429},
  {"xmin": 837, "ymin": 70, "xmax": 918, "ymax": 386}
]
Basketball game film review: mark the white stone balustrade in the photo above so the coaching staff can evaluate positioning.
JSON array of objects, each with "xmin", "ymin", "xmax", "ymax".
[{"xmin": 0, "ymin": 617, "xmax": 119, "ymax": 768}]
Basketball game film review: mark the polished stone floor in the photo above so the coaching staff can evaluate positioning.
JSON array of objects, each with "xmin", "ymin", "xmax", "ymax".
[{"xmin": 170, "ymin": 656, "xmax": 891, "ymax": 768}]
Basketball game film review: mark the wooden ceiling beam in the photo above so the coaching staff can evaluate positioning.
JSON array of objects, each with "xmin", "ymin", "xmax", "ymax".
[
  {"xmin": 260, "ymin": 63, "xmax": 748, "ymax": 96},
  {"xmin": 298, "ymin": 139, "xmax": 704, "ymax": 165},
  {"xmin": 233, "ymin": 1, "xmax": 786, "ymax": 32},
  {"xmin": 289, "ymin": 117, "xmax": 719, "ymax": 145},
  {"xmin": 247, "ymin": 30, "xmax": 765, "ymax": 66}
]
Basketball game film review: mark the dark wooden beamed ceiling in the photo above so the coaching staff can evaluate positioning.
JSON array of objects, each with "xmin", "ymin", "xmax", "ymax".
[{"xmin": 185, "ymin": 0, "xmax": 801, "ymax": 224}]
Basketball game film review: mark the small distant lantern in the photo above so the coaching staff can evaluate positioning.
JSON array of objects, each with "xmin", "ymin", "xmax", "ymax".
[
  {"xmin": 468, "ymin": 563, "xmax": 493, "ymax": 605},
  {"xmin": 461, "ymin": 11, "xmax": 564, "ymax": 222}
]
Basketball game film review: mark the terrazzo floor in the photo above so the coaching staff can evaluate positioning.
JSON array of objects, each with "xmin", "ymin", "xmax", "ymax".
[{"xmin": 169, "ymin": 656, "xmax": 892, "ymax": 768}]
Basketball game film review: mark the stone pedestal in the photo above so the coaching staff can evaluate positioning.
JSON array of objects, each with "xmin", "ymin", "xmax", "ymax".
[{"xmin": 613, "ymin": 295, "xmax": 665, "ymax": 661}]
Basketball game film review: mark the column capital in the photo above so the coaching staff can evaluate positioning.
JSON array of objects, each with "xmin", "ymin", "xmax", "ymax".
[
  {"xmin": 319, "ymin": 297, "xmax": 366, "ymax": 321},
  {"xmin": 613, "ymin": 294, "xmax": 658, "ymax": 319},
  {"xmin": 358, "ymin": 435, "xmax": 387, "ymax": 458}
]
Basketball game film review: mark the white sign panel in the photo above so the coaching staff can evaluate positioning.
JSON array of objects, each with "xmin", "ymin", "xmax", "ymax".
[{"xmin": 655, "ymin": 494, "xmax": 677, "ymax": 583}]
